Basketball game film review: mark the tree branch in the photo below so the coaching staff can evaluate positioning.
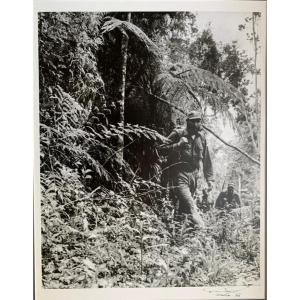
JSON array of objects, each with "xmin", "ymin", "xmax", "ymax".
[
  {"xmin": 201, "ymin": 125, "xmax": 260, "ymax": 166},
  {"xmin": 145, "ymin": 91, "xmax": 260, "ymax": 166},
  {"xmin": 175, "ymin": 69, "xmax": 192, "ymax": 76},
  {"xmin": 146, "ymin": 91, "xmax": 186, "ymax": 114}
]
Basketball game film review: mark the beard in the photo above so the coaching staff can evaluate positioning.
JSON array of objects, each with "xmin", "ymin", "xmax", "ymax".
[{"xmin": 187, "ymin": 122, "xmax": 201, "ymax": 134}]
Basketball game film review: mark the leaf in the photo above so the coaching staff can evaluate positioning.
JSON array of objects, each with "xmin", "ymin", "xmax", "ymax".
[
  {"xmin": 83, "ymin": 258, "xmax": 96, "ymax": 271},
  {"xmin": 98, "ymin": 263, "xmax": 109, "ymax": 273},
  {"xmin": 154, "ymin": 63, "xmax": 243, "ymax": 128},
  {"xmin": 156, "ymin": 258, "xmax": 169, "ymax": 273},
  {"xmin": 52, "ymin": 244, "xmax": 64, "ymax": 253},
  {"xmin": 98, "ymin": 278, "xmax": 109, "ymax": 288},
  {"xmin": 142, "ymin": 234, "xmax": 159, "ymax": 242},
  {"xmin": 101, "ymin": 17, "xmax": 161, "ymax": 59}
]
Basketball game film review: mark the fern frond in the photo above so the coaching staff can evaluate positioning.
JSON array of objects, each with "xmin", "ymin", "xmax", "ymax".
[
  {"xmin": 101, "ymin": 17, "xmax": 161, "ymax": 60},
  {"xmin": 154, "ymin": 63, "xmax": 244, "ymax": 130},
  {"xmin": 174, "ymin": 65, "xmax": 241, "ymax": 99},
  {"xmin": 55, "ymin": 143, "xmax": 112, "ymax": 181}
]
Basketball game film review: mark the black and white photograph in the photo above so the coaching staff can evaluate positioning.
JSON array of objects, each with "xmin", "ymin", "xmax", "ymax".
[{"xmin": 35, "ymin": 1, "xmax": 266, "ymax": 298}]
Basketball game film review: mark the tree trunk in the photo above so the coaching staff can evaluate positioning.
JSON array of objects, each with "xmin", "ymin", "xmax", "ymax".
[
  {"xmin": 252, "ymin": 12, "xmax": 260, "ymax": 150},
  {"xmin": 239, "ymin": 95, "xmax": 259, "ymax": 154},
  {"xmin": 252, "ymin": 13, "xmax": 258, "ymax": 118},
  {"xmin": 238, "ymin": 174, "xmax": 242, "ymax": 205},
  {"xmin": 116, "ymin": 12, "xmax": 131, "ymax": 168}
]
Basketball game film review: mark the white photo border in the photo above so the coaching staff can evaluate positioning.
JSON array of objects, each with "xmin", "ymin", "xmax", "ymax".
[{"xmin": 34, "ymin": 1, "xmax": 266, "ymax": 299}]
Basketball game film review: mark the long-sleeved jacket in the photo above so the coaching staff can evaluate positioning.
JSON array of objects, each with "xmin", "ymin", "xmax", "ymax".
[
  {"xmin": 215, "ymin": 191, "xmax": 241, "ymax": 210},
  {"xmin": 159, "ymin": 127, "xmax": 214, "ymax": 182}
]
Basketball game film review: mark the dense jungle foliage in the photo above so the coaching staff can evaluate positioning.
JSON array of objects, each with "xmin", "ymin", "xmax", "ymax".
[{"xmin": 39, "ymin": 12, "xmax": 261, "ymax": 288}]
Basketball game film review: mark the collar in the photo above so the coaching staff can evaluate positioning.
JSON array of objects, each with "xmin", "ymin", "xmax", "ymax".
[
  {"xmin": 182, "ymin": 128, "xmax": 189, "ymax": 136},
  {"xmin": 183, "ymin": 128, "xmax": 203, "ymax": 138}
]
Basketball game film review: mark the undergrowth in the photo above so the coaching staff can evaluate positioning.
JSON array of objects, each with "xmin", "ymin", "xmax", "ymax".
[{"xmin": 41, "ymin": 166, "xmax": 260, "ymax": 288}]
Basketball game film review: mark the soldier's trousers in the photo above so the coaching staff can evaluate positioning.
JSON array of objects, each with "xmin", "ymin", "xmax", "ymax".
[{"xmin": 175, "ymin": 169, "xmax": 204, "ymax": 227}]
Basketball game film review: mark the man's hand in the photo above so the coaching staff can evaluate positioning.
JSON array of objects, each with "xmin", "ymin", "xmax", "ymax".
[
  {"xmin": 207, "ymin": 181, "xmax": 213, "ymax": 192},
  {"xmin": 178, "ymin": 137, "xmax": 188, "ymax": 146}
]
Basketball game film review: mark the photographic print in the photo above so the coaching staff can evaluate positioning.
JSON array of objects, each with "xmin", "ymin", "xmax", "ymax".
[{"xmin": 35, "ymin": 1, "xmax": 266, "ymax": 299}]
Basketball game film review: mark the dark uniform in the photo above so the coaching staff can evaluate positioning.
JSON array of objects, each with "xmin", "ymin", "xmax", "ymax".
[
  {"xmin": 215, "ymin": 190, "xmax": 241, "ymax": 211},
  {"xmin": 159, "ymin": 125, "xmax": 213, "ymax": 227}
]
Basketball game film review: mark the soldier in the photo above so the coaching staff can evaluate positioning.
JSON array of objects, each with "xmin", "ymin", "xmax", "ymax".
[
  {"xmin": 215, "ymin": 183, "xmax": 241, "ymax": 211},
  {"xmin": 159, "ymin": 111, "xmax": 214, "ymax": 228}
]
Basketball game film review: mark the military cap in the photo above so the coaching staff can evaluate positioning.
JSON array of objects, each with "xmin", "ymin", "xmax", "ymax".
[{"xmin": 186, "ymin": 111, "xmax": 202, "ymax": 120}]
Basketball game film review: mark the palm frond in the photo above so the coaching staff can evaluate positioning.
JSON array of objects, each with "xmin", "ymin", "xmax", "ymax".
[
  {"xmin": 153, "ymin": 63, "xmax": 245, "ymax": 129},
  {"xmin": 173, "ymin": 64, "xmax": 242, "ymax": 100},
  {"xmin": 101, "ymin": 17, "xmax": 161, "ymax": 59}
]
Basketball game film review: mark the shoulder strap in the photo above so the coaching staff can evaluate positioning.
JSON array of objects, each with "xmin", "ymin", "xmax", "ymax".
[{"xmin": 195, "ymin": 130, "xmax": 206, "ymax": 149}]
